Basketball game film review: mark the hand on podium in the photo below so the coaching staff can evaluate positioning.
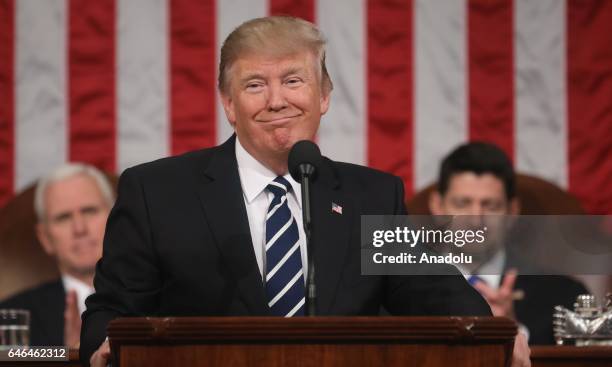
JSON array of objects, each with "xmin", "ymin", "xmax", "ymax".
[
  {"xmin": 512, "ymin": 332, "xmax": 531, "ymax": 367},
  {"xmin": 90, "ymin": 338, "xmax": 110, "ymax": 367}
]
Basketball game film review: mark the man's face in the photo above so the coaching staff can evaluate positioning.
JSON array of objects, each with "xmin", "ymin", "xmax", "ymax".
[
  {"xmin": 432, "ymin": 172, "xmax": 514, "ymax": 216},
  {"xmin": 37, "ymin": 174, "xmax": 110, "ymax": 277},
  {"xmin": 429, "ymin": 172, "xmax": 519, "ymax": 260},
  {"xmin": 220, "ymin": 50, "xmax": 330, "ymax": 171}
]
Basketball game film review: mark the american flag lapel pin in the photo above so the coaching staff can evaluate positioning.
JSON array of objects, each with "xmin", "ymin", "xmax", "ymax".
[{"xmin": 331, "ymin": 202, "xmax": 343, "ymax": 215}]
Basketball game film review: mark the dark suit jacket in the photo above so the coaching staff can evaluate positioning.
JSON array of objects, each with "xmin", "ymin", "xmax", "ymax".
[
  {"xmin": 0, "ymin": 279, "xmax": 65, "ymax": 346},
  {"xmin": 80, "ymin": 136, "xmax": 490, "ymax": 364},
  {"xmin": 513, "ymin": 275, "xmax": 587, "ymax": 345}
]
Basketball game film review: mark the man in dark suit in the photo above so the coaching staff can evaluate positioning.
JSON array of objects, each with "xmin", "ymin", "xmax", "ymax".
[
  {"xmin": 0, "ymin": 163, "xmax": 114, "ymax": 347},
  {"xmin": 82, "ymin": 16, "xmax": 529, "ymax": 367},
  {"xmin": 0, "ymin": 280, "xmax": 65, "ymax": 346},
  {"xmin": 428, "ymin": 142, "xmax": 588, "ymax": 344}
]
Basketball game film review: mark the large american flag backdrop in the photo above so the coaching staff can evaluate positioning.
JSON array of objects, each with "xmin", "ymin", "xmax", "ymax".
[{"xmin": 0, "ymin": 0, "xmax": 610, "ymax": 213}]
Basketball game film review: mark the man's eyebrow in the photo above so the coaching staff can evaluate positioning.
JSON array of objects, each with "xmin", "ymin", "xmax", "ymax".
[
  {"xmin": 52, "ymin": 211, "xmax": 72, "ymax": 221},
  {"xmin": 281, "ymin": 67, "xmax": 304, "ymax": 77},
  {"xmin": 238, "ymin": 67, "xmax": 306, "ymax": 85},
  {"xmin": 239, "ymin": 73, "xmax": 266, "ymax": 85}
]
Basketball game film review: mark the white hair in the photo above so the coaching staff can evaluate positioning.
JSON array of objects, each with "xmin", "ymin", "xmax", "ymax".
[{"xmin": 34, "ymin": 163, "xmax": 115, "ymax": 222}]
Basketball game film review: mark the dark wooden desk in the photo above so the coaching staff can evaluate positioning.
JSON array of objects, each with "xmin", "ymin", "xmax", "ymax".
[
  {"xmin": 0, "ymin": 345, "xmax": 610, "ymax": 366},
  {"xmin": 531, "ymin": 346, "xmax": 612, "ymax": 367},
  {"xmin": 108, "ymin": 316, "xmax": 517, "ymax": 367}
]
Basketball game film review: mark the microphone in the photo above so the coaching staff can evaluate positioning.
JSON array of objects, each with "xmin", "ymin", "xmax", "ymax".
[
  {"xmin": 288, "ymin": 140, "xmax": 321, "ymax": 183},
  {"xmin": 288, "ymin": 140, "xmax": 321, "ymax": 316}
]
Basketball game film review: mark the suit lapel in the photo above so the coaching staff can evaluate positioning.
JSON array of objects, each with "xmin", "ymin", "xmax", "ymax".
[
  {"xmin": 196, "ymin": 136, "xmax": 269, "ymax": 315},
  {"xmin": 311, "ymin": 159, "xmax": 352, "ymax": 315},
  {"xmin": 195, "ymin": 138, "xmax": 353, "ymax": 316}
]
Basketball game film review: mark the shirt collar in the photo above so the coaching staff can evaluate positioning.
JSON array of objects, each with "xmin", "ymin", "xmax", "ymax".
[
  {"xmin": 235, "ymin": 137, "xmax": 302, "ymax": 208},
  {"xmin": 459, "ymin": 249, "xmax": 506, "ymax": 287},
  {"xmin": 61, "ymin": 273, "xmax": 94, "ymax": 294},
  {"xmin": 61, "ymin": 274, "xmax": 95, "ymax": 314}
]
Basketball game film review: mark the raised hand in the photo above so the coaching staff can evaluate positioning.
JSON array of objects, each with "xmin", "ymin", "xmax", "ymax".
[
  {"xmin": 63, "ymin": 290, "xmax": 82, "ymax": 348},
  {"xmin": 473, "ymin": 268, "xmax": 518, "ymax": 319}
]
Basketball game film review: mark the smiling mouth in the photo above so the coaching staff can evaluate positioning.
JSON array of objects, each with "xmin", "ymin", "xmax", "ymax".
[{"xmin": 258, "ymin": 115, "xmax": 301, "ymax": 123}]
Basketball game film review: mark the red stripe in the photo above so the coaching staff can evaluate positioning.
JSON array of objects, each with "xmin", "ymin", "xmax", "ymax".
[
  {"xmin": 269, "ymin": 0, "xmax": 315, "ymax": 22},
  {"xmin": 68, "ymin": 0, "xmax": 116, "ymax": 172},
  {"xmin": 170, "ymin": 0, "xmax": 216, "ymax": 155},
  {"xmin": 468, "ymin": 0, "xmax": 514, "ymax": 160},
  {"xmin": 0, "ymin": 0, "xmax": 14, "ymax": 207},
  {"xmin": 567, "ymin": 0, "xmax": 612, "ymax": 214},
  {"xmin": 367, "ymin": 0, "xmax": 414, "ymax": 197}
]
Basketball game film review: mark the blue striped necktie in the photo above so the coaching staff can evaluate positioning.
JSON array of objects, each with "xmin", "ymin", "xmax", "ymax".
[
  {"xmin": 264, "ymin": 176, "xmax": 305, "ymax": 317},
  {"xmin": 468, "ymin": 275, "xmax": 486, "ymax": 286}
]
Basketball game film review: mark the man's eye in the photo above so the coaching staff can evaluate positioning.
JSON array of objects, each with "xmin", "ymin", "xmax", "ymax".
[
  {"xmin": 452, "ymin": 199, "xmax": 469, "ymax": 208},
  {"xmin": 286, "ymin": 78, "xmax": 302, "ymax": 85},
  {"xmin": 483, "ymin": 202, "xmax": 503, "ymax": 212},
  {"xmin": 52, "ymin": 214, "xmax": 71, "ymax": 224},
  {"xmin": 246, "ymin": 83, "xmax": 263, "ymax": 91},
  {"xmin": 82, "ymin": 206, "xmax": 101, "ymax": 216}
]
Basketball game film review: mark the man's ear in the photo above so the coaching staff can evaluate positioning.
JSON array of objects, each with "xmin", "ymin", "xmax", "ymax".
[
  {"xmin": 429, "ymin": 191, "xmax": 444, "ymax": 215},
  {"xmin": 220, "ymin": 92, "xmax": 236, "ymax": 127},
  {"xmin": 36, "ymin": 223, "xmax": 55, "ymax": 256},
  {"xmin": 509, "ymin": 197, "xmax": 521, "ymax": 215},
  {"xmin": 320, "ymin": 90, "xmax": 330, "ymax": 115}
]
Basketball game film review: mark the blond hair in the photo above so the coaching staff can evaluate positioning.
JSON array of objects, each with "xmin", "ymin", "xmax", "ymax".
[{"xmin": 218, "ymin": 16, "xmax": 333, "ymax": 95}]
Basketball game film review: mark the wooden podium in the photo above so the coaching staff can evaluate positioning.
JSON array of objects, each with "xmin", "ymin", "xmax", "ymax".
[{"xmin": 107, "ymin": 316, "xmax": 516, "ymax": 367}]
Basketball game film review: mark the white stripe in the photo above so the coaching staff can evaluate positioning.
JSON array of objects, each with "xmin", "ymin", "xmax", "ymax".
[
  {"xmin": 265, "ymin": 217, "xmax": 294, "ymax": 251},
  {"xmin": 515, "ymin": 0, "xmax": 567, "ymax": 188},
  {"xmin": 285, "ymin": 297, "xmax": 305, "ymax": 317},
  {"xmin": 15, "ymin": 0, "xmax": 67, "ymax": 190},
  {"xmin": 268, "ymin": 180, "xmax": 288, "ymax": 192},
  {"xmin": 317, "ymin": 0, "xmax": 366, "ymax": 165},
  {"xmin": 117, "ymin": 0, "xmax": 169, "ymax": 172},
  {"xmin": 268, "ymin": 269, "xmax": 303, "ymax": 307},
  {"xmin": 266, "ymin": 239, "xmax": 300, "ymax": 282},
  {"xmin": 266, "ymin": 195, "xmax": 287, "ymax": 220},
  {"xmin": 414, "ymin": 0, "xmax": 468, "ymax": 189},
  {"xmin": 215, "ymin": 0, "xmax": 267, "ymax": 144}
]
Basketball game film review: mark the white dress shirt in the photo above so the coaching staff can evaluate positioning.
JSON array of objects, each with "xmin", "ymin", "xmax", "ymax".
[
  {"xmin": 235, "ymin": 138, "xmax": 308, "ymax": 283},
  {"xmin": 458, "ymin": 249, "xmax": 506, "ymax": 288},
  {"xmin": 61, "ymin": 274, "xmax": 95, "ymax": 316}
]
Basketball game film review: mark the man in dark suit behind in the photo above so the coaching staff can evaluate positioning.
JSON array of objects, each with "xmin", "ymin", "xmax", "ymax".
[
  {"xmin": 428, "ymin": 142, "xmax": 588, "ymax": 344},
  {"xmin": 0, "ymin": 163, "xmax": 114, "ymax": 347},
  {"xmin": 81, "ymin": 16, "xmax": 529, "ymax": 367}
]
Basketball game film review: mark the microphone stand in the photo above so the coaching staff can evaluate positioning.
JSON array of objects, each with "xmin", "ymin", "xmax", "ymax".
[{"xmin": 299, "ymin": 165, "xmax": 316, "ymax": 316}]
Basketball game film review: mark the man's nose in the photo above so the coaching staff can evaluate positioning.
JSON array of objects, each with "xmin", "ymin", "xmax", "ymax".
[
  {"xmin": 266, "ymin": 83, "xmax": 288, "ymax": 111},
  {"xmin": 71, "ymin": 213, "xmax": 88, "ymax": 235},
  {"xmin": 465, "ymin": 205, "xmax": 486, "ymax": 225}
]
